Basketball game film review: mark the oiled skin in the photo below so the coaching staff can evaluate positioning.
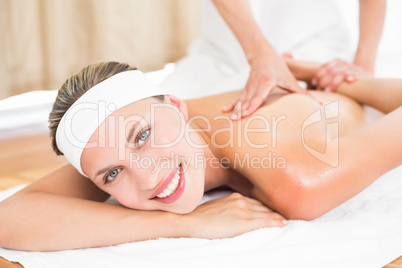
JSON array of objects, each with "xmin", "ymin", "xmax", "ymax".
[{"xmin": 186, "ymin": 85, "xmax": 401, "ymax": 219}]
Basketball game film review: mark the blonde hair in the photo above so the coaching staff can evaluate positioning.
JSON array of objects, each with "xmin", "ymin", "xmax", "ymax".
[{"xmin": 48, "ymin": 61, "xmax": 137, "ymax": 155}]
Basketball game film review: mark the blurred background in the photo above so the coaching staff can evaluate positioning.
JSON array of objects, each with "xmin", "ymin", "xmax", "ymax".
[
  {"xmin": 0, "ymin": 0, "xmax": 202, "ymax": 99},
  {"xmin": 0, "ymin": 0, "xmax": 401, "ymax": 100}
]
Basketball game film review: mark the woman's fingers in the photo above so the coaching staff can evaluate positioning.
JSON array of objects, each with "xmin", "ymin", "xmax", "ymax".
[
  {"xmin": 250, "ymin": 204, "xmax": 272, "ymax": 212},
  {"xmin": 225, "ymin": 193, "xmax": 288, "ymax": 227},
  {"xmin": 249, "ymin": 210, "xmax": 288, "ymax": 227},
  {"xmin": 246, "ymin": 216, "xmax": 287, "ymax": 230},
  {"xmin": 188, "ymin": 193, "xmax": 288, "ymax": 239},
  {"xmin": 226, "ymin": 193, "xmax": 283, "ymax": 218}
]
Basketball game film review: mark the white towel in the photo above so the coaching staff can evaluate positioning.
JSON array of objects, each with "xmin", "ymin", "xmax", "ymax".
[{"xmin": 1, "ymin": 165, "xmax": 402, "ymax": 268}]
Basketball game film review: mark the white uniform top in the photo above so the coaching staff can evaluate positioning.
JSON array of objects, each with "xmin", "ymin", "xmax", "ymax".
[
  {"xmin": 196, "ymin": 0, "xmax": 349, "ymax": 70},
  {"xmin": 162, "ymin": 0, "xmax": 352, "ymax": 97}
]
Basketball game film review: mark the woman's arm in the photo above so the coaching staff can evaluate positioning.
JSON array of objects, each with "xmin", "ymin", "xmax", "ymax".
[{"xmin": 0, "ymin": 163, "xmax": 285, "ymax": 251}]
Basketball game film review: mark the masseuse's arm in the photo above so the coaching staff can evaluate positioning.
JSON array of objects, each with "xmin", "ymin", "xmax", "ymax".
[
  {"xmin": 214, "ymin": 0, "xmax": 308, "ymax": 120},
  {"xmin": 285, "ymin": 58, "xmax": 402, "ymax": 114},
  {"xmin": 354, "ymin": 0, "xmax": 386, "ymax": 73},
  {"xmin": 312, "ymin": 0, "xmax": 386, "ymax": 91},
  {"xmin": 0, "ymin": 163, "xmax": 285, "ymax": 251}
]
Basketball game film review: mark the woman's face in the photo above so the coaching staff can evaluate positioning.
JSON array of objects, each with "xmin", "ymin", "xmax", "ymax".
[{"xmin": 81, "ymin": 95, "xmax": 206, "ymax": 214}]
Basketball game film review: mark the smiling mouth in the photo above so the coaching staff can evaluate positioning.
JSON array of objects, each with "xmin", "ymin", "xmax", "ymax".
[
  {"xmin": 151, "ymin": 163, "xmax": 185, "ymax": 204},
  {"xmin": 155, "ymin": 165, "xmax": 181, "ymax": 198}
]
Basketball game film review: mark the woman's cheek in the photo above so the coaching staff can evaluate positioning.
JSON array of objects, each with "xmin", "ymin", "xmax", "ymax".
[{"xmin": 108, "ymin": 186, "xmax": 140, "ymax": 209}]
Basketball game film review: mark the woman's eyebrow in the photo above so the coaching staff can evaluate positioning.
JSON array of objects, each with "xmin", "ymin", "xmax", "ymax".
[
  {"xmin": 92, "ymin": 117, "xmax": 144, "ymax": 181},
  {"xmin": 92, "ymin": 165, "xmax": 113, "ymax": 182},
  {"xmin": 126, "ymin": 119, "xmax": 142, "ymax": 143}
]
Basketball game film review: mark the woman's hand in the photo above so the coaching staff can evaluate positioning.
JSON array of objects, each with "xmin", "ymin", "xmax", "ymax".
[
  {"xmin": 222, "ymin": 41, "xmax": 308, "ymax": 120},
  {"xmin": 312, "ymin": 59, "xmax": 373, "ymax": 92},
  {"xmin": 182, "ymin": 193, "xmax": 287, "ymax": 239}
]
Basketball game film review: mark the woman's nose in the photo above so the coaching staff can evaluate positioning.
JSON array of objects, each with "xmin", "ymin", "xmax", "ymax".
[{"xmin": 131, "ymin": 167, "xmax": 159, "ymax": 191}]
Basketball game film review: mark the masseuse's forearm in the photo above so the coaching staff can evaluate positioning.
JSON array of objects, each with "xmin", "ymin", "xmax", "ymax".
[
  {"xmin": 336, "ymin": 78, "xmax": 402, "ymax": 114},
  {"xmin": 0, "ymin": 193, "xmax": 183, "ymax": 251},
  {"xmin": 286, "ymin": 60, "xmax": 402, "ymax": 114},
  {"xmin": 211, "ymin": 0, "xmax": 275, "ymax": 62},
  {"xmin": 354, "ymin": 0, "xmax": 386, "ymax": 72}
]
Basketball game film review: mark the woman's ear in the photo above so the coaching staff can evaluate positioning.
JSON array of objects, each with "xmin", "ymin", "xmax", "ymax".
[{"xmin": 165, "ymin": 95, "xmax": 189, "ymax": 121}]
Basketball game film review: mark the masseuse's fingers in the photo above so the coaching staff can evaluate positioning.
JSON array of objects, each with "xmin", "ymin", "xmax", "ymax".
[
  {"xmin": 315, "ymin": 60, "xmax": 345, "ymax": 91},
  {"xmin": 222, "ymin": 72, "xmax": 275, "ymax": 121},
  {"xmin": 222, "ymin": 96, "xmax": 240, "ymax": 115},
  {"xmin": 222, "ymin": 49, "xmax": 320, "ymax": 120},
  {"xmin": 327, "ymin": 72, "xmax": 347, "ymax": 92},
  {"xmin": 239, "ymin": 78, "xmax": 276, "ymax": 118},
  {"xmin": 222, "ymin": 47, "xmax": 292, "ymax": 119},
  {"xmin": 312, "ymin": 59, "xmax": 339, "ymax": 86},
  {"xmin": 313, "ymin": 60, "xmax": 336, "ymax": 90},
  {"xmin": 312, "ymin": 59, "xmax": 373, "ymax": 92},
  {"xmin": 222, "ymin": 88, "xmax": 248, "ymax": 119}
]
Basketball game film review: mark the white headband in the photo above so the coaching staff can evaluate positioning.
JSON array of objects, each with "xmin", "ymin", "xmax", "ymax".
[{"xmin": 55, "ymin": 70, "xmax": 170, "ymax": 177}]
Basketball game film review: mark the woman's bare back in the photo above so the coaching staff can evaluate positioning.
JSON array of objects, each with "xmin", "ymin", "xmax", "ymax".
[{"xmin": 185, "ymin": 88, "xmax": 374, "ymax": 215}]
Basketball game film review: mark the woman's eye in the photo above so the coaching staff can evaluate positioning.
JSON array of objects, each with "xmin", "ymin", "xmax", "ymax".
[
  {"xmin": 104, "ymin": 168, "xmax": 121, "ymax": 185},
  {"xmin": 136, "ymin": 129, "xmax": 150, "ymax": 147}
]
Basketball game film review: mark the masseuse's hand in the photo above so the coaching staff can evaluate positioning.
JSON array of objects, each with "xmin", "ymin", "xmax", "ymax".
[
  {"xmin": 312, "ymin": 59, "xmax": 373, "ymax": 92},
  {"xmin": 221, "ymin": 42, "xmax": 309, "ymax": 120},
  {"xmin": 183, "ymin": 193, "xmax": 287, "ymax": 239}
]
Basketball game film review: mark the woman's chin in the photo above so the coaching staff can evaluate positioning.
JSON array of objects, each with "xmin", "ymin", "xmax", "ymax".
[
  {"xmin": 169, "ymin": 194, "xmax": 203, "ymax": 214},
  {"xmin": 172, "ymin": 204, "xmax": 198, "ymax": 214}
]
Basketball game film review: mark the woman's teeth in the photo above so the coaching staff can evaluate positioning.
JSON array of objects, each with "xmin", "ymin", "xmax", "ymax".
[{"xmin": 157, "ymin": 166, "xmax": 181, "ymax": 198}]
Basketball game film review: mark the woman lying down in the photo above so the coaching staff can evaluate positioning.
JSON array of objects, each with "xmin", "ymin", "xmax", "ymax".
[{"xmin": 0, "ymin": 59, "xmax": 400, "ymax": 251}]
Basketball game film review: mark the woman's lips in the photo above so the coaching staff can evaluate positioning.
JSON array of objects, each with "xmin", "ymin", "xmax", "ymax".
[{"xmin": 151, "ymin": 164, "xmax": 185, "ymax": 204}]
